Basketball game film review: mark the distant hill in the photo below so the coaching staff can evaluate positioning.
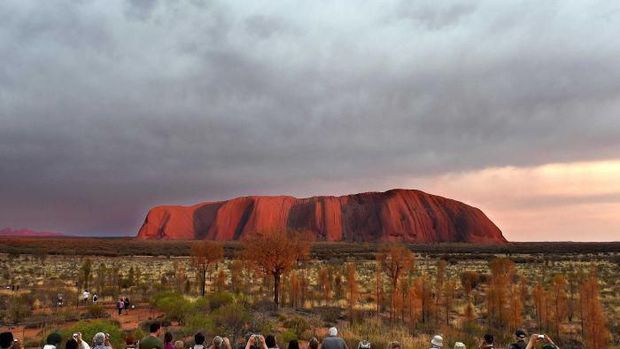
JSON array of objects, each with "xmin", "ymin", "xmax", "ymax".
[
  {"xmin": 137, "ymin": 188, "xmax": 507, "ymax": 243},
  {"xmin": 0, "ymin": 227, "xmax": 65, "ymax": 237}
]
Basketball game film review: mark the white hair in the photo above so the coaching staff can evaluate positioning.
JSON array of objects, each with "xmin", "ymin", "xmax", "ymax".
[
  {"xmin": 93, "ymin": 333, "xmax": 106, "ymax": 345},
  {"xmin": 328, "ymin": 327, "xmax": 338, "ymax": 336}
]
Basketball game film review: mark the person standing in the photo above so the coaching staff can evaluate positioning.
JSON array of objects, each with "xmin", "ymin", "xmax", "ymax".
[
  {"xmin": 430, "ymin": 335, "xmax": 443, "ymax": 348},
  {"xmin": 139, "ymin": 324, "xmax": 163, "ymax": 349},
  {"xmin": 164, "ymin": 333, "xmax": 174, "ymax": 349},
  {"xmin": 123, "ymin": 297, "xmax": 130, "ymax": 314},
  {"xmin": 509, "ymin": 330, "xmax": 527, "ymax": 349},
  {"xmin": 321, "ymin": 328, "xmax": 349, "ymax": 349},
  {"xmin": 478, "ymin": 334, "xmax": 494, "ymax": 349},
  {"xmin": 116, "ymin": 298, "xmax": 125, "ymax": 315},
  {"xmin": 43, "ymin": 333, "xmax": 62, "ymax": 349}
]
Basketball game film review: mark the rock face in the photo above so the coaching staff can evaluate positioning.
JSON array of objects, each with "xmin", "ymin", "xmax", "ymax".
[{"xmin": 137, "ymin": 189, "xmax": 506, "ymax": 243}]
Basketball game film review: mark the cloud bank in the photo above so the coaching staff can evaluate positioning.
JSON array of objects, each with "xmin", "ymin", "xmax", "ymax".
[{"xmin": 1, "ymin": 0, "xmax": 619, "ymax": 238}]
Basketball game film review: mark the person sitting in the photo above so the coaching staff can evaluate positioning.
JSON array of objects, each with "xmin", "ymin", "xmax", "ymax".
[
  {"xmin": 321, "ymin": 328, "xmax": 349, "ymax": 349},
  {"xmin": 509, "ymin": 329, "xmax": 527, "ymax": 349},
  {"xmin": 139, "ymin": 323, "xmax": 163, "ymax": 349},
  {"xmin": 44, "ymin": 333, "xmax": 62, "ymax": 349},
  {"xmin": 430, "ymin": 335, "xmax": 443, "ymax": 348},
  {"xmin": 478, "ymin": 334, "xmax": 494, "ymax": 349}
]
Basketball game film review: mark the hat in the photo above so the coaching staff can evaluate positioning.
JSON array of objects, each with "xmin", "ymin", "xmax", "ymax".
[
  {"xmin": 515, "ymin": 329, "xmax": 526, "ymax": 339},
  {"xmin": 454, "ymin": 342, "xmax": 466, "ymax": 349},
  {"xmin": 358, "ymin": 340, "xmax": 371, "ymax": 349},
  {"xmin": 431, "ymin": 335, "xmax": 443, "ymax": 347},
  {"xmin": 328, "ymin": 327, "xmax": 338, "ymax": 337}
]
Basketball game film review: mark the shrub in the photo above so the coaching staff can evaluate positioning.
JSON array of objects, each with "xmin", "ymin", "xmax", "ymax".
[
  {"xmin": 207, "ymin": 291, "xmax": 234, "ymax": 311},
  {"xmin": 315, "ymin": 307, "xmax": 341, "ymax": 325},
  {"xmin": 152, "ymin": 292, "xmax": 192, "ymax": 323},
  {"xmin": 283, "ymin": 317, "xmax": 311, "ymax": 338},
  {"xmin": 61, "ymin": 319, "xmax": 123, "ymax": 349},
  {"xmin": 185, "ymin": 313, "xmax": 212, "ymax": 334},
  {"xmin": 280, "ymin": 329, "xmax": 297, "ymax": 344},
  {"xmin": 210, "ymin": 303, "xmax": 252, "ymax": 344},
  {"xmin": 85, "ymin": 304, "xmax": 106, "ymax": 319}
]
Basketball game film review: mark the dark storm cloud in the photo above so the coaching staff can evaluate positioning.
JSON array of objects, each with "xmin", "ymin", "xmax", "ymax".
[{"xmin": 1, "ymin": 0, "xmax": 619, "ymax": 235}]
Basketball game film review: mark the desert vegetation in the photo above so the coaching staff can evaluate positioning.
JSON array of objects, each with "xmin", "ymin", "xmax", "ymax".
[{"xmin": 0, "ymin": 235, "xmax": 619, "ymax": 349}]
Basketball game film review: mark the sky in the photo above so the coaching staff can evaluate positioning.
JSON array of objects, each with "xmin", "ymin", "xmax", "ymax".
[{"xmin": 1, "ymin": 0, "xmax": 619, "ymax": 241}]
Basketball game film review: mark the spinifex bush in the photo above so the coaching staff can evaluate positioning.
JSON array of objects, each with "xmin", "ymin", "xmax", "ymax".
[{"xmin": 61, "ymin": 319, "xmax": 123, "ymax": 349}]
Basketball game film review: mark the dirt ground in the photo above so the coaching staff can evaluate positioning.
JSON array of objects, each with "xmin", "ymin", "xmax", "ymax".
[{"xmin": 0, "ymin": 303, "xmax": 163, "ymax": 343}]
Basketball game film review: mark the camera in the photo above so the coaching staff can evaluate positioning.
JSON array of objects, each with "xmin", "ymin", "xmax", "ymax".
[{"xmin": 538, "ymin": 335, "xmax": 545, "ymax": 340}]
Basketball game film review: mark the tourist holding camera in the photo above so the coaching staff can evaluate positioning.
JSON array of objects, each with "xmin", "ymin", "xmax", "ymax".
[
  {"xmin": 525, "ymin": 334, "xmax": 559, "ymax": 349},
  {"xmin": 244, "ymin": 335, "xmax": 267, "ymax": 349}
]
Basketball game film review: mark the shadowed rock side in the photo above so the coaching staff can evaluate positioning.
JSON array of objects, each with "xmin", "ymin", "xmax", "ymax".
[{"xmin": 137, "ymin": 189, "xmax": 507, "ymax": 243}]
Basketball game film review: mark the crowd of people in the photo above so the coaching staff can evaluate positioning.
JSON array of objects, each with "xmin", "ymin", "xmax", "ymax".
[{"xmin": 0, "ymin": 326, "xmax": 560, "ymax": 349}]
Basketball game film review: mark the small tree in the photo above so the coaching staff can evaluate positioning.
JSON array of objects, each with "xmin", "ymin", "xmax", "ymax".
[
  {"xmin": 377, "ymin": 244, "xmax": 415, "ymax": 321},
  {"xmin": 549, "ymin": 274, "xmax": 568, "ymax": 339},
  {"xmin": 81, "ymin": 258, "xmax": 93, "ymax": 290},
  {"xmin": 443, "ymin": 279, "xmax": 456, "ymax": 326},
  {"xmin": 241, "ymin": 230, "xmax": 311, "ymax": 309},
  {"xmin": 580, "ymin": 270, "xmax": 611, "ymax": 349},
  {"xmin": 191, "ymin": 241, "xmax": 224, "ymax": 297},
  {"xmin": 345, "ymin": 263, "xmax": 360, "ymax": 322},
  {"xmin": 533, "ymin": 282, "xmax": 548, "ymax": 330},
  {"xmin": 318, "ymin": 267, "xmax": 332, "ymax": 305}
]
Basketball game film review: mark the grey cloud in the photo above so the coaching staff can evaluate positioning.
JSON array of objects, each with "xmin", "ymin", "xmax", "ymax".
[{"xmin": 1, "ymin": 0, "xmax": 619, "ymax": 235}]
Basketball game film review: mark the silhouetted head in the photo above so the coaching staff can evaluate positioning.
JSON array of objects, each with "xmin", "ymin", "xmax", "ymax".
[
  {"xmin": 265, "ymin": 335, "xmax": 276, "ymax": 348},
  {"xmin": 66, "ymin": 338, "xmax": 78, "ymax": 349},
  {"xmin": 47, "ymin": 333, "xmax": 62, "ymax": 346},
  {"xmin": 308, "ymin": 337, "xmax": 319, "ymax": 349},
  {"xmin": 195, "ymin": 332, "xmax": 205, "ymax": 345},
  {"xmin": 483, "ymin": 334, "xmax": 494, "ymax": 344},
  {"xmin": 287, "ymin": 340, "xmax": 299, "ymax": 349},
  {"xmin": 164, "ymin": 332, "xmax": 173, "ymax": 344},
  {"xmin": 150, "ymin": 323, "xmax": 161, "ymax": 335},
  {"xmin": 0, "ymin": 332, "xmax": 14, "ymax": 349}
]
